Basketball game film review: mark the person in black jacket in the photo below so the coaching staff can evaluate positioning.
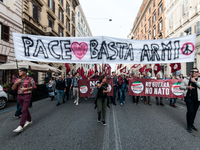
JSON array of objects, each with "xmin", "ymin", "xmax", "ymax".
[
  {"xmin": 97, "ymin": 74, "xmax": 109, "ymax": 126},
  {"xmin": 55, "ymin": 76, "xmax": 66, "ymax": 106}
]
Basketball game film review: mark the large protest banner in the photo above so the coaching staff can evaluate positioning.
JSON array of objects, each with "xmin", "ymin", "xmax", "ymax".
[
  {"xmin": 78, "ymin": 79, "xmax": 113, "ymax": 97},
  {"xmin": 13, "ymin": 33, "xmax": 195, "ymax": 64},
  {"xmin": 129, "ymin": 79, "xmax": 184, "ymax": 98}
]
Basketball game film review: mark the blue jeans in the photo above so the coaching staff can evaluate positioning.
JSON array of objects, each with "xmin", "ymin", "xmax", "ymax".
[
  {"xmin": 57, "ymin": 90, "xmax": 65, "ymax": 103},
  {"xmin": 119, "ymin": 89, "xmax": 125, "ymax": 104},
  {"xmin": 15, "ymin": 98, "xmax": 22, "ymax": 116},
  {"xmin": 170, "ymin": 98, "xmax": 176, "ymax": 104}
]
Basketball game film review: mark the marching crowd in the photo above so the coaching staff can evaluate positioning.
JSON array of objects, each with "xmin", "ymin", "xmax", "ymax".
[{"xmin": 11, "ymin": 67, "xmax": 200, "ymax": 134}]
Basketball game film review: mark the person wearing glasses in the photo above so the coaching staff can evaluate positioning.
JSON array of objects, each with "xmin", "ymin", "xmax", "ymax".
[{"xmin": 180, "ymin": 68, "xmax": 200, "ymax": 133}]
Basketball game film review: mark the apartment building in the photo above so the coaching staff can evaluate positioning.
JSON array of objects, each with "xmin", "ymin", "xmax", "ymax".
[
  {"xmin": 0, "ymin": 0, "xmax": 22, "ymax": 84},
  {"xmin": 165, "ymin": 0, "xmax": 200, "ymax": 76},
  {"xmin": 128, "ymin": 0, "xmax": 165, "ymax": 76},
  {"xmin": 22, "ymin": 0, "xmax": 79, "ymax": 82}
]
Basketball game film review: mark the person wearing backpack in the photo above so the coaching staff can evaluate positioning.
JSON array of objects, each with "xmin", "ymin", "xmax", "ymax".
[{"xmin": 12, "ymin": 68, "xmax": 36, "ymax": 133}]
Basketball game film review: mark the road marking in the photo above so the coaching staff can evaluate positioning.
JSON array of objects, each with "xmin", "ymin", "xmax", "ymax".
[
  {"xmin": 102, "ymin": 107, "xmax": 110, "ymax": 150},
  {"xmin": 113, "ymin": 107, "xmax": 122, "ymax": 150},
  {"xmin": 0, "ymin": 107, "xmax": 16, "ymax": 114}
]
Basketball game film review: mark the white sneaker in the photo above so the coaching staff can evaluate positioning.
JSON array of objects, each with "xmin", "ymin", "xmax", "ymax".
[
  {"xmin": 76, "ymin": 103, "xmax": 78, "ymax": 105},
  {"xmin": 74, "ymin": 100, "xmax": 77, "ymax": 103},
  {"xmin": 24, "ymin": 121, "xmax": 33, "ymax": 128},
  {"xmin": 13, "ymin": 126, "xmax": 23, "ymax": 133}
]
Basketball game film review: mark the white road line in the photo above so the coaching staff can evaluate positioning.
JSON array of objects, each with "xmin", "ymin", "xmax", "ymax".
[
  {"xmin": 113, "ymin": 107, "xmax": 122, "ymax": 150},
  {"xmin": 102, "ymin": 108, "xmax": 110, "ymax": 150}
]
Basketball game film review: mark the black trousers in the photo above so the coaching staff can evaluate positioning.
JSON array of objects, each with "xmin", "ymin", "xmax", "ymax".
[
  {"xmin": 66, "ymin": 88, "xmax": 70, "ymax": 100},
  {"xmin": 185, "ymin": 96, "xmax": 200, "ymax": 127},
  {"xmin": 132, "ymin": 96, "xmax": 139, "ymax": 103}
]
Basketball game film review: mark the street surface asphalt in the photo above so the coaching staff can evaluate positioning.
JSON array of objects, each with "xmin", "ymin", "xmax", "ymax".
[{"xmin": 0, "ymin": 92, "xmax": 200, "ymax": 150}]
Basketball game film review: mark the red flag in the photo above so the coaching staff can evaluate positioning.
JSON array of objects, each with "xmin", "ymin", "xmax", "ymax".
[
  {"xmin": 132, "ymin": 64, "xmax": 140, "ymax": 68},
  {"xmin": 126, "ymin": 70, "xmax": 130, "ymax": 75},
  {"xmin": 120, "ymin": 66, "xmax": 126, "ymax": 73},
  {"xmin": 105, "ymin": 66, "xmax": 111, "ymax": 76},
  {"xmin": 94, "ymin": 64, "xmax": 98, "ymax": 72},
  {"xmin": 65, "ymin": 63, "xmax": 71, "ymax": 74},
  {"xmin": 120, "ymin": 64, "xmax": 122, "ymax": 68},
  {"xmin": 170, "ymin": 63, "xmax": 181, "ymax": 73},
  {"xmin": 139, "ymin": 65, "xmax": 146, "ymax": 74},
  {"xmin": 76, "ymin": 67, "xmax": 80, "ymax": 74},
  {"xmin": 145, "ymin": 68, "xmax": 151, "ymax": 72},
  {"xmin": 99, "ymin": 65, "xmax": 102, "ymax": 76},
  {"xmin": 154, "ymin": 64, "xmax": 161, "ymax": 75},
  {"xmin": 81, "ymin": 66, "xmax": 84, "ymax": 77}
]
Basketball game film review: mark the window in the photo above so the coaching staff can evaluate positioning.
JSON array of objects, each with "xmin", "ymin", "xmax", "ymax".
[
  {"xmin": 144, "ymin": 24, "xmax": 147, "ymax": 33},
  {"xmin": 78, "ymin": 12, "xmax": 80, "ymax": 17},
  {"xmin": 196, "ymin": 21, "xmax": 200, "ymax": 35},
  {"xmin": 72, "ymin": 2, "xmax": 76, "ymax": 10},
  {"xmin": 153, "ymin": 11, "xmax": 156, "ymax": 23},
  {"xmin": 59, "ymin": 0, "xmax": 63, "ymax": 5},
  {"xmin": 72, "ymin": 25, "xmax": 75, "ymax": 37},
  {"xmin": 153, "ymin": 0, "xmax": 155, "ymax": 7},
  {"xmin": 141, "ymin": 21, "xmax": 143, "ymax": 27},
  {"xmin": 153, "ymin": 26, "xmax": 156, "ymax": 37},
  {"xmin": 33, "ymin": 3, "xmax": 40, "ymax": 22},
  {"xmin": 144, "ymin": 15, "xmax": 146, "ymax": 22},
  {"xmin": 169, "ymin": 13, "xmax": 174, "ymax": 28},
  {"xmin": 182, "ymin": 0, "xmax": 189, "ymax": 16},
  {"xmin": 59, "ymin": 26, "xmax": 63, "ymax": 37},
  {"xmin": 59, "ymin": 8, "xmax": 64, "ymax": 23},
  {"xmin": 158, "ymin": 3, "xmax": 163, "ymax": 16},
  {"xmin": 48, "ymin": 18, "xmax": 54, "ymax": 29},
  {"xmin": 149, "ymin": 17, "xmax": 151, "ymax": 27},
  {"xmin": 48, "ymin": 0, "xmax": 55, "ymax": 10},
  {"xmin": 149, "ymin": 7, "xmax": 151, "ymax": 14},
  {"xmin": 72, "ymin": 12, "xmax": 75, "ymax": 23},
  {"xmin": 66, "ymin": 18, "xmax": 70, "ymax": 31},
  {"xmin": 0, "ymin": 23, "xmax": 10, "ymax": 41},
  {"xmin": 66, "ymin": 2, "xmax": 70, "ymax": 16},
  {"xmin": 78, "ymin": 22, "xmax": 80, "ymax": 30},
  {"xmin": 81, "ymin": 18, "xmax": 83, "ymax": 24},
  {"xmin": 149, "ymin": 31, "xmax": 151, "ymax": 40},
  {"xmin": 159, "ymin": 19, "xmax": 163, "ymax": 31}
]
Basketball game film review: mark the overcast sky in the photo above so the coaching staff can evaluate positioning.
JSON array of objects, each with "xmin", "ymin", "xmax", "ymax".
[
  {"xmin": 79, "ymin": 0, "xmax": 143, "ymax": 70},
  {"xmin": 79, "ymin": 0, "xmax": 142, "ymax": 38}
]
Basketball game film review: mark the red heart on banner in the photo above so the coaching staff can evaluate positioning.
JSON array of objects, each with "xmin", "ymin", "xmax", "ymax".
[{"xmin": 71, "ymin": 42, "xmax": 88, "ymax": 60}]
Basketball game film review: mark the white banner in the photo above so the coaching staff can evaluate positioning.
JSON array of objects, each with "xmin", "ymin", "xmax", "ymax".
[{"xmin": 13, "ymin": 33, "xmax": 196, "ymax": 64}]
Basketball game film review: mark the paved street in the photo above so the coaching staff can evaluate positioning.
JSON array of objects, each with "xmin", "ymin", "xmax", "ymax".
[{"xmin": 0, "ymin": 93, "xmax": 200, "ymax": 150}]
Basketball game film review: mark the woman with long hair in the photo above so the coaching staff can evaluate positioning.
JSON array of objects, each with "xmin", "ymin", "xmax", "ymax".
[{"xmin": 97, "ymin": 74, "xmax": 109, "ymax": 126}]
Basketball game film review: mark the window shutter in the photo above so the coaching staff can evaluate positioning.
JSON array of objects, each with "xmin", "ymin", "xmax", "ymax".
[
  {"xmin": 53, "ymin": 0, "xmax": 55, "ymax": 13},
  {"xmin": 48, "ymin": 0, "xmax": 50, "ymax": 7},
  {"xmin": 189, "ymin": 27, "xmax": 192, "ymax": 35}
]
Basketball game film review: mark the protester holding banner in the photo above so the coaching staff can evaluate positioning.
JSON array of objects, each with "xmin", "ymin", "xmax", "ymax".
[
  {"xmin": 170, "ymin": 76, "xmax": 177, "ymax": 107},
  {"xmin": 12, "ymin": 68, "xmax": 36, "ymax": 133},
  {"xmin": 155, "ymin": 74, "xmax": 164, "ymax": 106},
  {"xmin": 141, "ymin": 71, "xmax": 152, "ymax": 105},
  {"xmin": 132, "ymin": 74, "xmax": 140, "ymax": 105},
  {"xmin": 55, "ymin": 76, "xmax": 66, "ymax": 106},
  {"xmin": 71, "ymin": 72, "xmax": 82, "ymax": 105},
  {"xmin": 179, "ymin": 68, "xmax": 200, "ymax": 133},
  {"xmin": 65, "ymin": 74, "xmax": 72, "ymax": 101},
  {"xmin": 96, "ymin": 74, "xmax": 109, "ymax": 126},
  {"xmin": 91, "ymin": 71, "xmax": 100, "ymax": 79}
]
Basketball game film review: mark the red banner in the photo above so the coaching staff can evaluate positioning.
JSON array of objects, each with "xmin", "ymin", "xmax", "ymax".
[
  {"xmin": 78, "ymin": 78, "xmax": 113, "ymax": 97},
  {"xmin": 129, "ymin": 79, "xmax": 184, "ymax": 98}
]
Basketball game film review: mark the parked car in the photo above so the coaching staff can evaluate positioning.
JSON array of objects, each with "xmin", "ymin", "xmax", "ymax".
[{"xmin": 0, "ymin": 85, "xmax": 8, "ymax": 109}]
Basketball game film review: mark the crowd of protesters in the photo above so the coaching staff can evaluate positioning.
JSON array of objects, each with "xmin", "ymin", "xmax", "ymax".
[{"xmin": 10, "ymin": 67, "xmax": 200, "ymax": 133}]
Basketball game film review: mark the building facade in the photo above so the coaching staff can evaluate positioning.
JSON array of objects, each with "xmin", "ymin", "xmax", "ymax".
[
  {"xmin": 128, "ymin": 0, "xmax": 165, "ymax": 77},
  {"xmin": 22, "ymin": 0, "xmax": 79, "ymax": 83},
  {"xmin": 165, "ymin": 0, "xmax": 200, "ymax": 76},
  {"xmin": 0, "ymin": 0, "xmax": 22, "ymax": 84}
]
